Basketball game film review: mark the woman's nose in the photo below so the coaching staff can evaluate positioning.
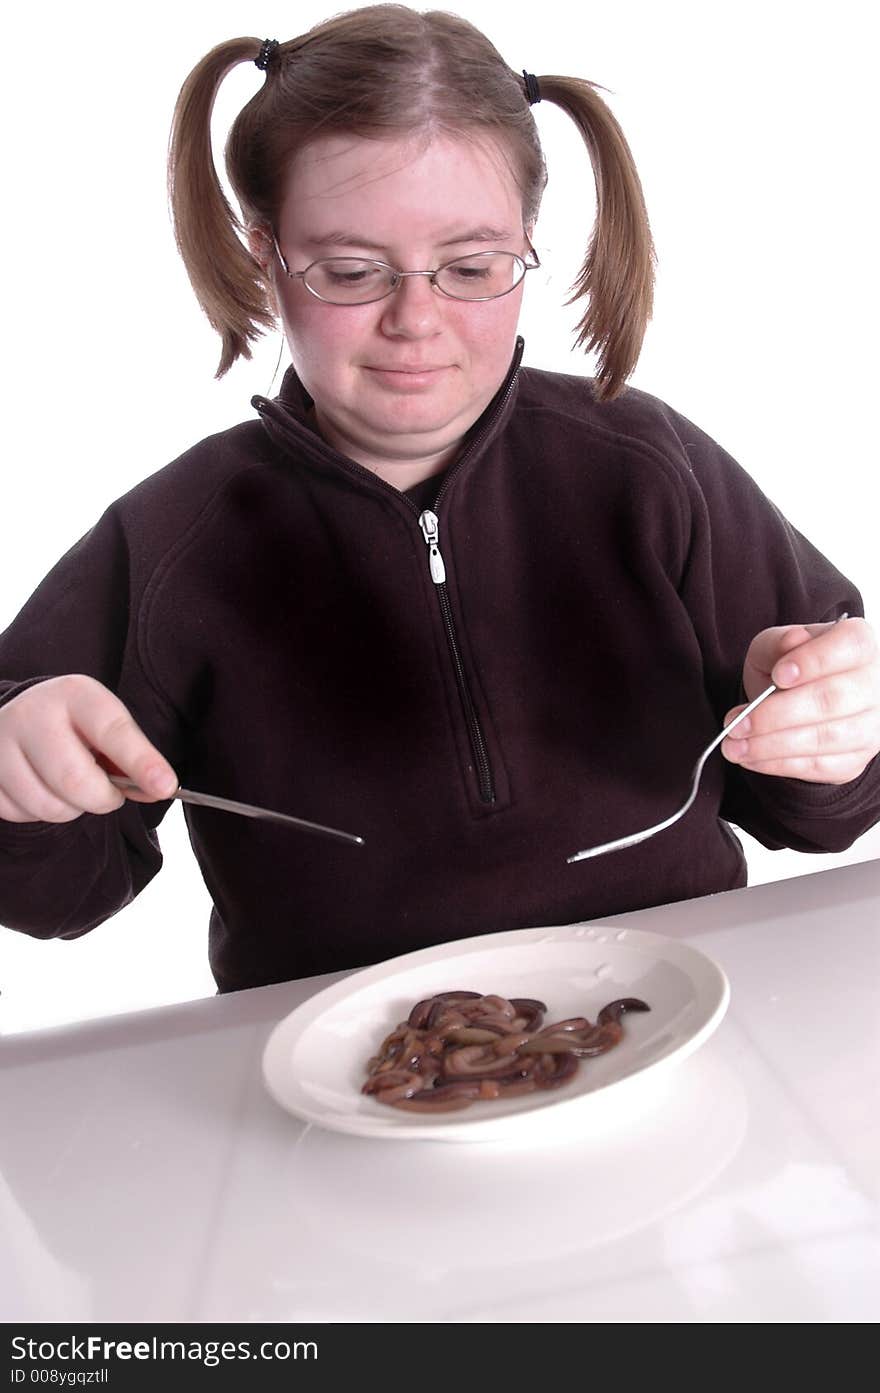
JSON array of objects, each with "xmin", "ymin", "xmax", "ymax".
[{"xmin": 378, "ymin": 273, "xmax": 443, "ymax": 337}]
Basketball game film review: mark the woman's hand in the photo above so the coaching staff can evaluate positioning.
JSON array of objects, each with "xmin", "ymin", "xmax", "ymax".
[
  {"xmin": 0, "ymin": 674, "xmax": 178, "ymax": 823},
  {"xmin": 722, "ymin": 617, "xmax": 880, "ymax": 784}
]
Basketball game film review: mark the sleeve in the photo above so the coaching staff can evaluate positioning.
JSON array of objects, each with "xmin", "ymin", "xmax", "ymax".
[
  {"xmin": 0, "ymin": 505, "xmax": 185, "ymax": 939},
  {"xmin": 668, "ymin": 409, "xmax": 880, "ymax": 854}
]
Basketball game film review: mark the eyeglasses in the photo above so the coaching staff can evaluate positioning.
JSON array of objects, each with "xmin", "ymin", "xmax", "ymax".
[{"xmin": 270, "ymin": 235, "xmax": 540, "ymax": 305}]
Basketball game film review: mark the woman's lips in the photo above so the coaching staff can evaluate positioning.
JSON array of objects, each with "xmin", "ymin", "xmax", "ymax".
[{"xmin": 364, "ymin": 365, "xmax": 451, "ymax": 391}]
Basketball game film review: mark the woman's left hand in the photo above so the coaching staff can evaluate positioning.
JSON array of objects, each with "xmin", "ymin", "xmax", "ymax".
[{"xmin": 721, "ymin": 617, "xmax": 880, "ymax": 784}]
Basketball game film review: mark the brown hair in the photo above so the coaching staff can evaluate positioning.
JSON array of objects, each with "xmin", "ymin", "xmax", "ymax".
[{"xmin": 167, "ymin": 3, "xmax": 655, "ymax": 401}]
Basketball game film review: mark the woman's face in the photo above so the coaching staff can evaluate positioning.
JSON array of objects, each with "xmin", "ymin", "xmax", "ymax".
[{"xmin": 260, "ymin": 133, "xmax": 530, "ymax": 486}]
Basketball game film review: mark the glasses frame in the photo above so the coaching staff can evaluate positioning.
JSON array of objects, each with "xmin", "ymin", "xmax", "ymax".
[{"xmin": 269, "ymin": 232, "xmax": 541, "ymax": 305}]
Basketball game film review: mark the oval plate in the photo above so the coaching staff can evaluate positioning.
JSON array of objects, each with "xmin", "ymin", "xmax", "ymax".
[{"xmin": 262, "ymin": 923, "xmax": 730, "ymax": 1144}]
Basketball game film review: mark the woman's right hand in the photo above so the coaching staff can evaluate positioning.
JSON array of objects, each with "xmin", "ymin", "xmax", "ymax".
[{"xmin": 0, "ymin": 674, "xmax": 178, "ymax": 824}]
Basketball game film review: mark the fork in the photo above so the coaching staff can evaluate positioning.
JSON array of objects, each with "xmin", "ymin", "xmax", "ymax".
[{"xmin": 566, "ymin": 615, "xmax": 848, "ymax": 864}]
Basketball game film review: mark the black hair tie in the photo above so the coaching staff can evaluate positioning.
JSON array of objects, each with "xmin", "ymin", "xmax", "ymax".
[
  {"xmin": 522, "ymin": 70, "xmax": 542, "ymax": 105},
  {"xmin": 255, "ymin": 39, "xmax": 280, "ymax": 72}
]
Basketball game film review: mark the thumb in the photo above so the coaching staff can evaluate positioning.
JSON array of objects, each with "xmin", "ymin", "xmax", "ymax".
[{"xmin": 743, "ymin": 621, "xmax": 836, "ymax": 696}]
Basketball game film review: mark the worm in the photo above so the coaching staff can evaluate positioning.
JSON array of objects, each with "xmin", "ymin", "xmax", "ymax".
[{"xmin": 362, "ymin": 991, "xmax": 650, "ymax": 1112}]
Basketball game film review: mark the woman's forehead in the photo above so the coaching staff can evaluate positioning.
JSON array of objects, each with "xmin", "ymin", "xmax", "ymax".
[{"xmin": 278, "ymin": 132, "xmax": 524, "ymax": 240}]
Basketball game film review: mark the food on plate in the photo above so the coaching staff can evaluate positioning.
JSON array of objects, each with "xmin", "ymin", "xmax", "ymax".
[{"xmin": 362, "ymin": 990, "xmax": 650, "ymax": 1112}]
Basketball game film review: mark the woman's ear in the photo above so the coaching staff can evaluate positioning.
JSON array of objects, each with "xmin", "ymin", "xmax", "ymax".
[
  {"xmin": 246, "ymin": 224, "xmax": 273, "ymax": 274},
  {"xmin": 247, "ymin": 226, "xmax": 281, "ymax": 317}
]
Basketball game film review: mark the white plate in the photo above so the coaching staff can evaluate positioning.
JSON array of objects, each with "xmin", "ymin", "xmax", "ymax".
[{"xmin": 261, "ymin": 922, "xmax": 730, "ymax": 1143}]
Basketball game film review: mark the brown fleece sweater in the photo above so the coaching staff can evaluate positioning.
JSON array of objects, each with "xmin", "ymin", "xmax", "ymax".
[{"xmin": 1, "ymin": 339, "xmax": 877, "ymax": 991}]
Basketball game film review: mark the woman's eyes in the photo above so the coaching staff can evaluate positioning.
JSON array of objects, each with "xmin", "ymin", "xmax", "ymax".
[
  {"xmin": 316, "ymin": 257, "xmax": 500, "ymax": 288},
  {"xmin": 326, "ymin": 266, "xmax": 382, "ymax": 284},
  {"xmin": 447, "ymin": 263, "xmax": 492, "ymax": 280}
]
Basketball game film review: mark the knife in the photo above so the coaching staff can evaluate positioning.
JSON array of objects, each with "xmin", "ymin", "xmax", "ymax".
[{"xmin": 109, "ymin": 776, "xmax": 364, "ymax": 847}]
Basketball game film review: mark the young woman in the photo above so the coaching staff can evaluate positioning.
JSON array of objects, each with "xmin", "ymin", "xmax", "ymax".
[{"xmin": 1, "ymin": 5, "xmax": 878, "ymax": 992}]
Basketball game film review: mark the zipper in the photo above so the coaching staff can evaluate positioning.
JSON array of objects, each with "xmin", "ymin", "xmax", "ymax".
[
  {"xmin": 254, "ymin": 340, "xmax": 524, "ymax": 809},
  {"xmin": 408, "ymin": 355, "xmax": 522, "ymax": 806},
  {"xmin": 419, "ymin": 509, "xmax": 496, "ymax": 805}
]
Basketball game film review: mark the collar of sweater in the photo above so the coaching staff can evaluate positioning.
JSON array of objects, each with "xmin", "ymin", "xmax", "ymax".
[{"xmin": 250, "ymin": 336, "xmax": 525, "ymax": 494}]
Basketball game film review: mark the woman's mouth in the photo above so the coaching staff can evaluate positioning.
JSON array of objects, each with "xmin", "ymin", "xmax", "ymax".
[{"xmin": 364, "ymin": 365, "xmax": 451, "ymax": 390}]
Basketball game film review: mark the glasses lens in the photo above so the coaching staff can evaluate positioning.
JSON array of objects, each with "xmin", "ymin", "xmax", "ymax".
[
  {"xmin": 303, "ymin": 259, "xmax": 395, "ymax": 303},
  {"xmin": 435, "ymin": 252, "xmax": 525, "ymax": 300}
]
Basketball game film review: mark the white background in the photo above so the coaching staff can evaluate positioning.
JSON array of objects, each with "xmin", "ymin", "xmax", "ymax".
[{"xmin": 1, "ymin": 0, "xmax": 877, "ymax": 1033}]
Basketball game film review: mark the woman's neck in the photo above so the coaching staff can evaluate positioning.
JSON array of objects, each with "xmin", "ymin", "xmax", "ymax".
[{"xmin": 310, "ymin": 407, "xmax": 459, "ymax": 491}]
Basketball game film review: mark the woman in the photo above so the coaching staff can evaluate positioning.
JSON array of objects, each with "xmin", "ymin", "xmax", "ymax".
[{"xmin": 1, "ymin": 5, "xmax": 878, "ymax": 992}]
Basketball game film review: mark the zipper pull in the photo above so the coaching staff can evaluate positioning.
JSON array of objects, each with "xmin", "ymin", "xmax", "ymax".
[{"xmin": 418, "ymin": 509, "xmax": 447, "ymax": 585}]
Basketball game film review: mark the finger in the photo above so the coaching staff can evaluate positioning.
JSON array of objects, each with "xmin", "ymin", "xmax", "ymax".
[
  {"xmin": 92, "ymin": 754, "xmax": 167, "ymax": 805},
  {"xmin": 743, "ymin": 616, "xmax": 863, "ymax": 694},
  {"xmin": 0, "ymin": 743, "xmax": 114, "ymax": 823},
  {"xmin": 66, "ymin": 684, "xmax": 178, "ymax": 800},
  {"xmin": 0, "ymin": 772, "xmax": 65, "ymax": 824},
  {"xmin": 722, "ymin": 702, "xmax": 753, "ymax": 734},
  {"xmin": 725, "ymin": 748, "xmax": 875, "ymax": 785},
  {"xmin": 743, "ymin": 624, "xmax": 815, "ymax": 686},
  {"xmin": 725, "ymin": 666, "xmax": 878, "ymax": 739},
  {"xmin": 722, "ymin": 709, "xmax": 880, "ymax": 766},
  {"xmin": 18, "ymin": 729, "xmax": 131, "ymax": 819},
  {"xmin": 770, "ymin": 617, "xmax": 874, "ymax": 689},
  {"xmin": 0, "ymin": 789, "xmax": 47, "ymax": 822}
]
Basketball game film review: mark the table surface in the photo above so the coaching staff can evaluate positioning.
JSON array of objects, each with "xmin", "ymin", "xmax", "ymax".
[{"xmin": 2, "ymin": 860, "xmax": 879, "ymax": 1324}]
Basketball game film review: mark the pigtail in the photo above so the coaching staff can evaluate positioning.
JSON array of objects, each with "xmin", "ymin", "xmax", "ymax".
[
  {"xmin": 534, "ymin": 75, "xmax": 657, "ymax": 402},
  {"xmin": 167, "ymin": 38, "xmax": 278, "ymax": 378}
]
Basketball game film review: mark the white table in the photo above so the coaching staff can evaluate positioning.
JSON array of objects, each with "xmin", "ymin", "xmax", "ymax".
[{"xmin": 2, "ymin": 861, "xmax": 878, "ymax": 1324}]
